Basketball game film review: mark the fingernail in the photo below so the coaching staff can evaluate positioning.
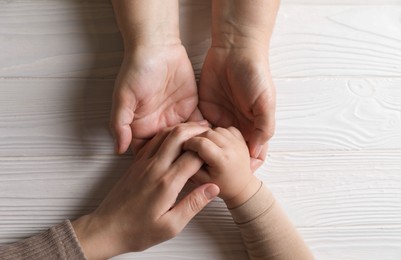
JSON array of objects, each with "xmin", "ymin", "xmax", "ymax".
[
  {"xmin": 253, "ymin": 145, "xmax": 263, "ymax": 158},
  {"xmin": 204, "ymin": 185, "xmax": 219, "ymax": 200}
]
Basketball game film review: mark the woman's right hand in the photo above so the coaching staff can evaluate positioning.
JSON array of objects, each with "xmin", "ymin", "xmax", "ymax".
[{"xmin": 72, "ymin": 122, "xmax": 220, "ymax": 259}]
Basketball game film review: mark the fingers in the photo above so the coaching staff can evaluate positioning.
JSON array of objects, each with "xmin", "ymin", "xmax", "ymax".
[
  {"xmin": 171, "ymin": 151, "xmax": 204, "ymax": 185},
  {"xmin": 226, "ymin": 126, "xmax": 243, "ymax": 140},
  {"xmin": 187, "ymin": 107, "xmax": 204, "ymax": 122},
  {"xmin": 249, "ymin": 89, "xmax": 275, "ymax": 158},
  {"xmin": 111, "ymin": 90, "xmax": 137, "ymax": 155},
  {"xmin": 250, "ymin": 143, "xmax": 268, "ymax": 172},
  {"xmin": 200, "ymin": 128, "xmax": 228, "ymax": 148},
  {"xmin": 183, "ymin": 137, "xmax": 221, "ymax": 167},
  {"xmin": 135, "ymin": 129, "xmax": 170, "ymax": 160},
  {"xmin": 163, "ymin": 184, "xmax": 219, "ymax": 234},
  {"xmin": 190, "ymin": 168, "xmax": 212, "ymax": 185},
  {"xmin": 155, "ymin": 122, "xmax": 209, "ymax": 166}
]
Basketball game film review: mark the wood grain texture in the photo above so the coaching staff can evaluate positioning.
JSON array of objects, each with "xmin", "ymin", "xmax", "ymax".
[
  {"xmin": 271, "ymin": 5, "xmax": 401, "ymax": 77},
  {"xmin": 0, "ymin": 79, "xmax": 115, "ymax": 156},
  {"xmin": 1, "ymin": 153, "xmax": 400, "ymax": 258},
  {"xmin": 258, "ymin": 151, "xmax": 401, "ymax": 227},
  {"xmin": 271, "ymin": 78, "xmax": 401, "ymax": 151},
  {"xmin": 301, "ymin": 227, "xmax": 401, "ymax": 260},
  {"xmin": 1, "ymin": 1, "xmax": 400, "ymax": 259},
  {"xmin": 1, "ymin": 3, "xmax": 401, "ymax": 78},
  {"xmin": 1, "ymin": 78, "xmax": 400, "ymax": 156}
]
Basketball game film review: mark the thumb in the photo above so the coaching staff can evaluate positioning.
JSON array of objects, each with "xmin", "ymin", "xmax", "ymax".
[
  {"xmin": 249, "ymin": 91, "xmax": 275, "ymax": 158},
  {"xmin": 110, "ymin": 91, "xmax": 137, "ymax": 154},
  {"xmin": 187, "ymin": 107, "xmax": 204, "ymax": 122},
  {"xmin": 166, "ymin": 184, "xmax": 219, "ymax": 230}
]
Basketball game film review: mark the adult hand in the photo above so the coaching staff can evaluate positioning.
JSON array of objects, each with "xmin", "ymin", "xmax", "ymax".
[
  {"xmin": 199, "ymin": 0, "xmax": 279, "ymax": 166},
  {"xmin": 199, "ymin": 46, "xmax": 274, "ymax": 167},
  {"xmin": 110, "ymin": 0, "xmax": 201, "ymax": 154},
  {"xmin": 72, "ymin": 122, "xmax": 219, "ymax": 259},
  {"xmin": 111, "ymin": 44, "xmax": 200, "ymax": 153}
]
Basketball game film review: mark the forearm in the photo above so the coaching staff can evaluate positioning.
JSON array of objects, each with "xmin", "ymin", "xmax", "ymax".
[
  {"xmin": 111, "ymin": 0, "xmax": 181, "ymax": 49},
  {"xmin": 229, "ymin": 183, "xmax": 314, "ymax": 260},
  {"xmin": 0, "ymin": 221, "xmax": 86, "ymax": 260},
  {"xmin": 211, "ymin": 0, "xmax": 280, "ymax": 49}
]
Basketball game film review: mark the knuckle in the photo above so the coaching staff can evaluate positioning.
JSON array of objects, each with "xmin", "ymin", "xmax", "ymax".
[
  {"xmin": 157, "ymin": 175, "xmax": 171, "ymax": 191},
  {"xmin": 203, "ymin": 129, "xmax": 214, "ymax": 138},
  {"xmin": 228, "ymin": 126, "xmax": 241, "ymax": 136},
  {"xmin": 171, "ymin": 125, "xmax": 187, "ymax": 138},
  {"xmin": 188, "ymin": 194, "xmax": 205, "ymax": 213},
  {"xmin": 266, "ymin": 127, "xmax": 275, "ymax": 140},
  {"xmin": 197, "ymin": 138, "xmax": 209, "ymax": 149},
  {"xmin": 164, "ymin": 222, "xmax": 180, "ymax": 238}
]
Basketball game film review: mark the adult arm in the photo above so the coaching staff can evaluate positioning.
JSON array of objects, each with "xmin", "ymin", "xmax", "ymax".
[
  {"xmin": 199, "ymin": 0, "xmax": 280, "ymax": 169},
  {"xmin": 111, "ymin": 0, "xmax": 201, "ymax": 153},
  {"xmin": 0, "ymin": 221, "xmax": 86, "ymax": 260},
  {"xmin": 72, "ymin": 122, "xmax": 218, "ymax": 259},
  {"xmin": 1, "ymin": 123, "xmax": 219, "ymax": 260}
]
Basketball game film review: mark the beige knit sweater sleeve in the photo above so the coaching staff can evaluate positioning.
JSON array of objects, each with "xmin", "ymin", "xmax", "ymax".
[
  {"xmin": 229, "ymin": 183, "xmax": 314, "ymax": 260},
  {"xmin": 0, "ymin": 220, "xmax": 86, "ymax": 260}
]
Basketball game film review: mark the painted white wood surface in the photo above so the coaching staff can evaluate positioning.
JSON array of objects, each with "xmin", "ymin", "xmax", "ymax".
[
  {"xmin": 1, "ymin": 2, "xmax": 401, "ymax": 78},
  {"xmin": 1, "ymin": 152, "xmax": 400, "ymax": 259},
  {"xmin": 1, "ymin": 78, "xmax": 400, "ymax": 156},
  {"xmin": 1, "ymin": 1, "xmax": 400, "ymax": 260}
]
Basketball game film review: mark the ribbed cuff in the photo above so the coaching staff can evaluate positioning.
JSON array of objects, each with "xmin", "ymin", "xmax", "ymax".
[{"xmin": 0, "ymin": 220, "xmax": 87, "ymax": 260}]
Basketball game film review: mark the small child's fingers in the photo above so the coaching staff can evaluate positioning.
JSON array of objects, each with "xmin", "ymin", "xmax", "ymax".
[
  {"xmin": 171, "ymin": 151, "xmax": 203, "ymax": 183},
  {"xmin": 213, "ymin": 127, "xmax": 232, "ymax": 138},
  {"xmin": 183, "ymin": 137, "xmax": 221, "ymax": 167},
  {"xmin": 199, "ymin": 129, "xmax": 227, "ymax": 148},
  {"xmin": 156, "ymin": 123, "xmax": 209, "ymax": 165},
  {"xmin": 226, "ymin": 126, "xmax": 244, "ymax": 140}
]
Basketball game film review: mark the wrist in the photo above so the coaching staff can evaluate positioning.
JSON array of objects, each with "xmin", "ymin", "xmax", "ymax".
[
  {"xmin": 72, "ymin": 214, "xmax": 119, "ymax": 260},
  {"xmin": 125, "ymin": 24, "xmax": 181, "ymax": 49},
  {"xmin": 210, "ymin": 0, "xmax": 279, "ymax": 50},
  {"xmin": 112, "ymin": 0, "xmax": 181, "ymax": 49},
  {"xmin": 224, "ymin": 176, "xmax": 262, "ymax": 209}
]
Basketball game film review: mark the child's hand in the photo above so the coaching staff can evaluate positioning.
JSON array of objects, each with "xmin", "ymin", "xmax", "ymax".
[
  {"xmin": 73, "ymin": 122, "xmax": 220, "ymax": 259},
  {"xmin": 183, "ymin": 127, "xmax": 262, "ymax": 208}
]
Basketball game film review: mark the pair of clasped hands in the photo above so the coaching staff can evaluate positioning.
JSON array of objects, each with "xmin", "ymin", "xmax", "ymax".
[{"xmin": 72, "ymin": 1, "xmax": 278, "ymax": 259}]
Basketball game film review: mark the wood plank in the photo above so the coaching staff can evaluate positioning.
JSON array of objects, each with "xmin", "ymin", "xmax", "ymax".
[
  {"xmin": 259, "ymin": 151, "xmax": 401, "ymax": 227},
  {"xmin": 0, "ymin": 79, "xmax": 115, "ymax": 156},
  {"xmin": 0, "ymin": 1, "xmax": 122, "ymax": 78},
  {"xmin": 1, "ymin": 78, "xmax": 401, "ymax": 156},
  {"xmin": 1, "ymin": 152, "xmax": 400, "ymax": 242},
  {"xmin": 270, "ymin": 5, "xmax": 401, "ymax": 77},
  {"xmin": 270, "ymin": 77, "xmax": 401, "ymax": 152},
  {"xmin": 301, "ymin": 227, "xmax": 401, "ymax": 260},
  {"xmin": 113, "ymin": 227, "xmax": 401, "ymax": 259},
  {"xmin": 1, "ymin": 153, "xmax": 400, "ymax": 258},
  {"xmin": 1, "ymin": 3, "xmax": 401, "ymax": 78}
]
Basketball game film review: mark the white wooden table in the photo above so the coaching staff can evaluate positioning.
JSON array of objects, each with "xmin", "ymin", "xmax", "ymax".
[{"xmin": 1, "ymin": 0, "xmax": 401, "ymax": 259}]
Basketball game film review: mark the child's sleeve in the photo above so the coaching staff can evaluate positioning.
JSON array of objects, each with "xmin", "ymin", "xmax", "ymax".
[{"xmin": 229, "ymin": 183, "xmax": 314, "ymax": 260}]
